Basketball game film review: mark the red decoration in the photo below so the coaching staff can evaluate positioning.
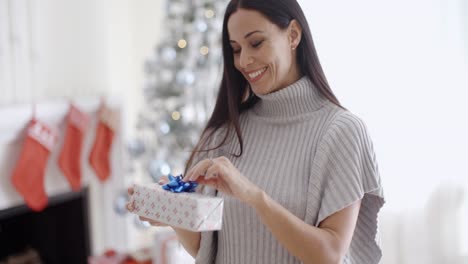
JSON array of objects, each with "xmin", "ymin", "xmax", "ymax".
[
  {"xmin": 11, "ymin": 119, "xmax": 57, "ymax": 211},
  {"xmin": 58, "ymin": 104, "xmax": 90, "ymax": 191},
  {"xmin": 89, "ymin": 104, "xmax": 117, "ymax": 182}
]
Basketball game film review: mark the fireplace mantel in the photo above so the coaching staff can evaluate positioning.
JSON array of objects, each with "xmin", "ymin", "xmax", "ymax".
[
  {"xmin": 0, "ymin": 98, "xmax": 129, "ymax": 256},
  {"xmin": 0, "ymin": 187, "xmax": 91, "ymax": 263}
]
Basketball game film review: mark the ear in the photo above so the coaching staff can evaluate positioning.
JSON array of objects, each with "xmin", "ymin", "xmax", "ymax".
[{"xmin": 288, "ymin": 19, "xmax": 302, "ymax": 50}]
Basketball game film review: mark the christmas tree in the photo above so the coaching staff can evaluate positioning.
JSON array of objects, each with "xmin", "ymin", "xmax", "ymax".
[{"xmin": 127, "ymin": 0, "xmax": 228, "ymax": 183}]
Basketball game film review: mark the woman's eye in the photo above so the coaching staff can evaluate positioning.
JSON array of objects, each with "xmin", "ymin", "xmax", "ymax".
[
  {"xmin": 231, "ymin": 41, "xmax": 262, "ymax": 55},
  {"xmin": 252, "ymin": 40, "xmax": 263, "ymax": 48}
]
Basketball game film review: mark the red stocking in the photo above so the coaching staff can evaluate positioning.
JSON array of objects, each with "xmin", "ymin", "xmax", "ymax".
[
  {"xmin": 89, "ymin": 104, "xmax": 117, "ymax": 182},
  {"xmin": 11, "ymin": 119, "xmax": 57, "ymax": 211},
  {"xmin": 58, "ymin": 104, "xmax": 90, "ymax": 191}
]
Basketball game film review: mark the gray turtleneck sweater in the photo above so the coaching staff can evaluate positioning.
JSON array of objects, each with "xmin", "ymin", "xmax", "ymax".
[{"xmin": 194, "ymin": 77, "xmax": 384, "ymax": 264}]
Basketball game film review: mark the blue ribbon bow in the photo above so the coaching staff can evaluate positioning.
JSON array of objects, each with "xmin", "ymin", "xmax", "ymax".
[{"xmin": 162, "ymin": 174, "xmax": 198, "ymax": 193}]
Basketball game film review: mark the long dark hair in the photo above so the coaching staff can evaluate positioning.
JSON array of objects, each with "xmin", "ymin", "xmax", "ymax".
[{"xmin": 185, "ymin": 0, "xmax": 342, "ymax": 173}]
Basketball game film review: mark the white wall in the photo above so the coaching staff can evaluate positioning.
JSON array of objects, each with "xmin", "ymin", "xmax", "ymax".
[
  {"xmin": 103, "ymin": 0, "xmax": 164, "ymax": 141},
  {"xmin": 297, "ymin": 0, "xmax": 468, "ymax": 210},
  {"xmin": 0, "ymin": 0, "xmax": 109, "ymax": 105},
  {"xmin": 298, "ymin": 0, "xmax": 468, "ymax": 261}
]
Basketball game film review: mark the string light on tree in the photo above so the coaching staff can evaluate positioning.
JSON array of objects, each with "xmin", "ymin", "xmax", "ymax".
[
  {"xmin": 200, "ymin": 46, "xmax": 209, "ymax": 55},
  {"xmin": 172, "ymin": 111, "xmax": 181, "ymax": 121},
  {"xmin": 178, "ymin": 39, "xmax": 187, "ymax": 49},
  {"xmin": 205, "ymin": 9, "xmax": 215, "ymax": 19}
]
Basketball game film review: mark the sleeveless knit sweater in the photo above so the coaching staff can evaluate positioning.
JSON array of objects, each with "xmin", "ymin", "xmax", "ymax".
[{"xmin": 194, "ymin": 76, "xmax": 385, "ymax": 264}]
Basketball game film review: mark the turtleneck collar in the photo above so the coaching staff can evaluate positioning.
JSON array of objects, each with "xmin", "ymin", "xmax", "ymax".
[{"xmin": 251, "ymin": 76, "xmax": 328, "ymax": 118}]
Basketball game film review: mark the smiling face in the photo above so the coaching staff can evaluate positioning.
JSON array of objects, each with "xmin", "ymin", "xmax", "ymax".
[{"xmin": 227, "ymin": 8, "xmax": 302, "ymax": 96}]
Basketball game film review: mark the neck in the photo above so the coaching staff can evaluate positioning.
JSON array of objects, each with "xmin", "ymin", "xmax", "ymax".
[
  {"xmin": 252, "ymin": 76, "xmax": 328, "ymax": 118},
  {"xmin": 269, "ymin": 66, "xmax": 302, "ymax": 94}
]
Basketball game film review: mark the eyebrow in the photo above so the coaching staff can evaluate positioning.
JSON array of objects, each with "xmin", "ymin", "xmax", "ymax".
[{"xmin": 229, "ymin": 30, "xmax": 264, "ymax": 43}]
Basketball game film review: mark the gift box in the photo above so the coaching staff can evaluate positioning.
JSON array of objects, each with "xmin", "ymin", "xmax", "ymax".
[{"xmin": 131, "ymin": 183, "xmax": 223, "ymax": 232}]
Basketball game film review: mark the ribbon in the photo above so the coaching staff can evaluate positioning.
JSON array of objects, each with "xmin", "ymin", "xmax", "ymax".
[{"xmin": 162, "ymin": 174, "xmax": 198, "ymax": 193}]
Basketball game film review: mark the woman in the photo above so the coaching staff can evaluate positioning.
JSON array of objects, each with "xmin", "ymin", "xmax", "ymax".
[{"xmin": 128, "ymin": 0, "xmax": 384, "ymax": 263}]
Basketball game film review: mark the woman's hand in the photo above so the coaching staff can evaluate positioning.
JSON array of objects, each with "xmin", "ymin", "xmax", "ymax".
[
  {"xmin": 126, "ymin": 176, "xmax": 170, "ymax": 226},
  {"xmin": 184, "ymin": 156, "xmax": 262, "ymax": 206}
]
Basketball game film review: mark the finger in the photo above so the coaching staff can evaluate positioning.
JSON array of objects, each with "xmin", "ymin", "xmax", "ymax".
[
  {"xmin": 184, "ymin": 162, "xmax": 203, "ymax": 182},
  {"xmin": 204, "ymin": 164, "xmax": 219, "ymax": 180},
  {"xmin": 197, "ymin": 177, "xmax": 217, "ymax": 187},
  {"xmin": 127, "ymin": 187, "xmax": 134, "ymax": 195},
  {"xmin": 158, "ymin": 175, "xmax": 169, "ymax": 185},
  {"xmin": 185, "ymin": 158, "xmax": 214, "ymax": 182},
  {"xmin": 126, "ymin": 202, "xmax": 134, "ymax": 211},
  {"xmin": 139, "ymin": 216, "xmax": 167, "ymax": 226},
  {"xmin": 139, "ymin": 216, "xmax": 153, "ymax": 222}
]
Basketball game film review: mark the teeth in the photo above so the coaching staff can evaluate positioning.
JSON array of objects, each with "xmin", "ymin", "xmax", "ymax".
[{"xmin": 248, "ymin": 68, "xmax": 266, "ymax": 79}]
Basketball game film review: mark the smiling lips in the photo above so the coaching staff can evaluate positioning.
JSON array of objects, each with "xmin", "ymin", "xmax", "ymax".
[{"xmin": 244, "ymin": 67, "xmax": 267, "ymax": 83}]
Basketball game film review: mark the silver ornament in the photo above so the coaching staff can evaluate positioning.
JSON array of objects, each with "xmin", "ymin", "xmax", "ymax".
[
  {"xmin": 113, "ymin": 191, "xmax": 129, "ymax": 216},
  {"xmin": 159, "ymin": 121, "xmax": 171, "ymax": 135},
  {"xmin": 194, "ymin": 20, "xmax": 208, "ymax": 33},
  {"xmin": 176, "ymin": 69, "xmax": 196, "ymax": 86},
  {"xmin": 168, "ymin": 2, "xmax": 188, "ymax": 17},
  {"xmin": 160, "ymin": 46, "xmax": 177, "ymax": 63},
  {"xmin": 159, "ymin": 68, "xmax": 174, "ymax": 84},
  {"xmin": 127, "ymin": 138, "xmax": 146, "ymax": 158},
  {"xmin": 147, "ymin": 159, "xmax": 171, "ymax": 182}
]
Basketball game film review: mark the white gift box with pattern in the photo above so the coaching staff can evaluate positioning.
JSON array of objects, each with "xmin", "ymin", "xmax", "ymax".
[{"xmin": 131, "ymin": 183, "xmax": 224, "ymax": 232}]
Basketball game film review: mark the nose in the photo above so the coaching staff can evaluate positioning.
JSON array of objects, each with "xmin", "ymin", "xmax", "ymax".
[{"xmin": 239, "ymin": 49, "xmax": 254, "ymax": 69}]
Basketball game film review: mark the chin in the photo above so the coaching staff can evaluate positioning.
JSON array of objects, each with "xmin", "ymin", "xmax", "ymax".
[
  {"xmin": 250, "ymin": 81, "xmax": 274, "ymax": 96},
  {"xmin": 250, "ymin": 86, "xmax": 267, "ymax": 96}
]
